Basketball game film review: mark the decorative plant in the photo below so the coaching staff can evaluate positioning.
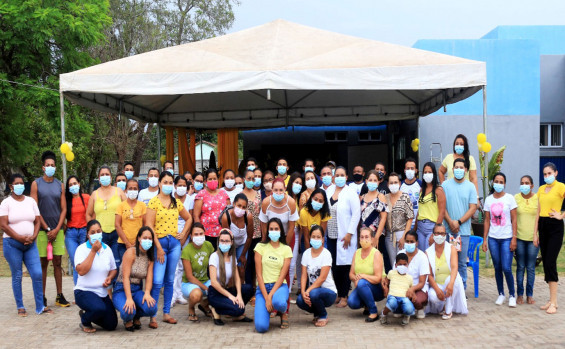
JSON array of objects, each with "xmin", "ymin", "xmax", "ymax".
[{"xmin": 475, "ymin": 134, "xmax": 506, "ymax": 224}]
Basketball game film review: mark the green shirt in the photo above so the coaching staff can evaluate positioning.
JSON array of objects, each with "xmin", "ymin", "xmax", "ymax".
[{"xmin": 181, "ymin": 241, "xmax": 214, "ymax": 283}]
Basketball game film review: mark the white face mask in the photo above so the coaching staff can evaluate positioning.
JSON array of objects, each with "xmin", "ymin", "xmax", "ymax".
[
  {"xmin": 126, "ymin": 190, "xmax": 139, "ymax": 200},
  {"xmin": 224, "ymin": 179, "xmax": 235, "ymax": 189},
  {"xmin": 305, "ymin": 179, "xmax": 317, "ymax": 190},
  {"xmin": 405, "ymin": 170, "xmax": 415, "ymax": 181},
  {"xmin": 389, "ymin": 183, "xmax": 400, "ymax": 194},
  {"xmin": 192, "ymin": 235, "xmax": 205, "ymax": 246},
  {"xmin": 433, "ymin": 234, "xmax": 446, "ymax": 245},
  {"xmin": 396, "ymin": 265, "xmax": 408, "ymax": 275},
  {"xmin": 148, "ymin": 177, "xmax": 159, "ymax": 188},
  {"xmin": 264, "ymin": 182, "xmax": 273, "ymax": 191},
  {"xmin": 235, "ymin": 183, "xmax": 244, "ymax": 190},
  {"xmin": 176, "ymin": 186, "xmax": 187, "ymax": 196},
  {"xmin": 423, "ymin": 173, "xmax": 434, "ymax": 184}
]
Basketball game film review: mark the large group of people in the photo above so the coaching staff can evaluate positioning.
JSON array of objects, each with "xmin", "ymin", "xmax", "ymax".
[{"xmin": 1, "ymin": 133, "xmax": 564, "ymax": 334}]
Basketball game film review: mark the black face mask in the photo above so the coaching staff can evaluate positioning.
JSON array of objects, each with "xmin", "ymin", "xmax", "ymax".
[
  {"xmin": 377, "ymin": 171, "xmax": 385, "ymax": 180},
  {"xmin": 352, "ymin": 173, "xmax": 364, "ymax": 182}
]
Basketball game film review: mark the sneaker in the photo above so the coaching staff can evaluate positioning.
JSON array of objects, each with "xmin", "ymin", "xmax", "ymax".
[
  {"xmin": 508, "ymin": 296, "xmax": 517, "ymax": 308},
  {"xmin": 495, "ymin": 295, "xmax": 505, "ymax": 306},
  {"xmin": 416, "ymin": 309, "xmax": 426, "ymax": 319},
  {"xmin": 290, "ymin": 299, "xmax": 297, "ymax": 304},
  {"xmin": 176, "ymin": 297, "xmax": 188, "ymax": 305},
  {"xmin": 441, "ymin": 313, "xmax": 452, "ymax": 320},
  {"xmin": 380, "ymin": 314, "xmax": 388, "ymax": 325},
  {"xmin": 401, "ymin": 315, "xmax": 410, "ymax": 326},
  {"xmin": 55, "ymin": 294, "xmax": 70, "ymax": 307}
]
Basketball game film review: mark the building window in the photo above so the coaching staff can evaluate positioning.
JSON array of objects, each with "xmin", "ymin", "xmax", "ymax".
[
  {"xmin": 325, "ymin": 131, "xmax": 347, "ymax": 142},
  {"xmin": 358, "ymin": 131, "xmax": 382, "ymax": 142},
  {"xmin": 540, "ymin": 124, "xmax": 562, "ymax": 148}
]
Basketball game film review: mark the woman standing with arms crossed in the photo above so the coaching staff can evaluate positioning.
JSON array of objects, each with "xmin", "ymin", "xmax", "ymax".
[
  {"xmin": 65, "ymin": 175, "xmax": 90, "ymax": 286},
  {"xmin": 115, "ymin": 179, "xmax": 146, "ymax": 268},
  {"xmin": 535, "ymin": 162, "xmax": 565, "ymax": 314},
  {"xmin": 384, "ymin": 173, "xmax": 414, "ymax": 269},
  {"xmin": 416, "ymin": 163, "xmax": 446, "ymax": 251},
  {"xmin": 146, "ymin": 171, "xmax": 192, "ymax": 327}
]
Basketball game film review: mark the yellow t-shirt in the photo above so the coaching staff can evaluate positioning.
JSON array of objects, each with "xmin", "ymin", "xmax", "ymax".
[
  {"xmin": 296, "ymin": 208, "xmax": 331, "ymax": 229},
  {"xmin": 442, "ymin": 153, "xmax": 477, "ymax": 181},
  {"xmin": 418, "ymin": 191, "xmax": 439, "ymax": 222},
  {"xmin": 538, "ymin": 181, "xmax": 565, "ymax": 217},
  {"xmin": 254, "ymin": 242, "xmax": 293, "ymax": 284},
  {"xmin": 435, "ymin": 251, "xmax": 450, "ymax": 285},
  {"xmin": 514, "ymin": 193, "xmax": 538, "ymax": 241},
  {"xmin": 93, "ymin": 188, "xmax": 122, "ymax": 233},
  {"xmin": 354, "ymin": 248, "xmax": 376, "ymax": 275},
  {"xmin": 116, "ymin": 200, "xmax": 147, "ymax": 244},
  {"xmin": 147, "ymin": 196, "xmax": 184, "ymax": 238},
  {"xmin": 387, "ymin": 270, "xmax": 413, "ymax": 297}
]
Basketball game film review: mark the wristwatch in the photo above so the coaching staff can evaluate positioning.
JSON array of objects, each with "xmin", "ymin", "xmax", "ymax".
[
  {"xmin": 46, "ymin": 227, "xmax": 51, "ymax": 232},
  {"xmin": 457, "ymin": 219, "xmax": 462, "ymax": 226}
]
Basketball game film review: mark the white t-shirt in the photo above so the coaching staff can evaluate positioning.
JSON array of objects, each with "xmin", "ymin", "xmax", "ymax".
[
  {"xmin": 397, "ymin": 249, "xmax": 430, "ymax": 293},
  {"xmin": 209, "ymin": 251, "xmax": 233, "ymax": 286},
  {"xmin": 0, "ymin": 196, "xmax": 40, "ymax": 238},
  {"xmin": 348, "ymin": 182, "xmax": 364, "ymax": 195},
  {"xmin": 186, "ymin": 193, "xmax": 196, "ymax": 211},
  {"xmin": 301, "ymin": 248, "xmax": 337, "ymax": 294},
  {"xmin": 222, "ymin": 187, "xmax": 243, "ymax": 204},
  {"xmin": 484, "ymin": 193, "xmax": 517, "ymax": 239},
  {"xmin": 400, "ymin": 180, "xmax": 421, "ymax": 228},
  {"xmin": 74, "ymin": 242, "xmax": 116, "ymax": 297},
  {"xmin": 138, "ymin": 188, "xmax": 158, "ymax": 206}
]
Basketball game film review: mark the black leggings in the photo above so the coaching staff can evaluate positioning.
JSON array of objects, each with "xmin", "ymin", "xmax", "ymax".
[
  {"xmin": 538, "ymin": 217, "xmax": 564, "ymax": 283},
  {"xmin": 245, "ymin": 237, "xmax": 262, "ymax": 285},
  {"xmin": 205, "ymin": 235, "xmax": 218, "ymax": 251},
  {"xmin": 334, "ymin": 265, "xmax": 352, "ymax": 298}
]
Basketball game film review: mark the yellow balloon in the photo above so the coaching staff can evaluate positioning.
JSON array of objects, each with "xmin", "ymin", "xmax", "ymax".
[
  {"xmin": 60, "ymin": 143, "xmax": 70, "ymax": 154},
  {"xmin": 412, "ymin": 146, "xmax": 419, "ymax": 152},
  {"xmin": 160, "ymin": 155, "xmax": 166, "ymax": 165},
  {"xmin": 477, "ymin": 133, "xmax": 487, "ymax": 144},
  {"xmin": 414, "ymin": 138, "xmax": 420, "ymax": 145},
  {"xmin": 66, "ymin": 151, "xmax": 75, "ymax": 162},
  {"xmin": 478, "ymin": 142, "xmax": 483, "ymax": 152},
  {"xmin": 482, "ymin": 142, "xmax": 492, "ymax": 153}
]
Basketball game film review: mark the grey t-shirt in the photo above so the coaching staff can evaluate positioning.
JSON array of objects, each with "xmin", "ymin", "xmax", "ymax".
[{"xmin": 35, "ymin": 177, "xmax": 62, "ymax": 229}]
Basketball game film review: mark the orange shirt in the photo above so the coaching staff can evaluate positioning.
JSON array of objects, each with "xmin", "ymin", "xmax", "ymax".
[{"xmin": 67, "ymin": 194, "xmax": 90, "ymax": 228}]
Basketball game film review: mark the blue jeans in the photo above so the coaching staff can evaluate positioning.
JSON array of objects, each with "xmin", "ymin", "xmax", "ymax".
[
  {"xmin": 416, "ymin": 219, "xmax": 435, "ymax": 252},
  {"xmin": 235, "ymin": 244, "xmax": 246, "ymax": 267},
  {"xmin": 347, "ymin": 279, "xmax": 384, "ymax": 315},
  {"xmin": 254, "ymin": 283, "xmax": 289, "ymax": 333},
  {"xmin": 385, "ymin": 295, "xmax": 415, "ymax": 315},
  {"xmin": 65, "ymin": 227, "xmax": 87, "ymax": 285},
  {"xmin": 516, "ymin": 239, "xmax": 538, "ymax": 297},
  {"xmin": 208, "ymin": 284, "xmax": 254, "ymax": 317},
  {"xmin": 74, "ymin": 289, "xmax": 117, "ymax": 330},
  {"xmin": 117, "ymin": 243, "xmax": 128, "ymax": 271},
  {"xmin": 488, "ymin": 237, "xmax": 515, "ymax": 297},
  {"xmin": 296, "ymin": 287, "xmax": 337, "ymax": 319},
  {"xmin": 102, "ymin": 230, "xmax": 119, "ymax": 266},
  {"xmin": 113, "ymin": 282, "xmax": 158, "ymax": 322},
  {"xmin": 3, "ymin": 239, "xmax": 44, "ymax": 314},
  {"xmin": 449, "ymin": 233, "xmax": 470, "ymax": 290},
  {"xmin": 151, "ymin": 235, "xmax": 181, "ymax": 315}
]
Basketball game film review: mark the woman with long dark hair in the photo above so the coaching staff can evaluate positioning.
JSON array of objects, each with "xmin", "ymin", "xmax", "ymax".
[
  {"xmin": 438, "ymin": 134, "xmax": 479, "ymax": 196},
  {"xmin": 416, "ymin": 162, "xmax": 446, "ymax": 251}
]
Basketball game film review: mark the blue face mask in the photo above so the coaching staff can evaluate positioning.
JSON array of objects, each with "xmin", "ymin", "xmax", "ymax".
[
  {"xmin": 311, "ymin": 200, "xmax": 323, "ymax": 211},
  {"xmin": 69, "ymin": 184, "xmax": 80, "ymax": 195},
  {"xmin": 453, "ymin": 168, "xmax": 465, "ymax": 180},
  {"xmin": 277, "ymin": 166, "xmax": 287, "ymax": 175},
  {"xmin": 454, "ymin": 145, "xmax": 465, "ymax": 155},
  {"xmin": 367, "ymin": 182, "xmax": 378, "ymax": 192},
  {"xmin": 245, "ymin": 180, "xmax": 255, "ymax": 189},
  {"xmin": 44, "ymin": 166, "xmax": 56, "ymax": 178},
  {"xmin": 162, "ymin": 184, "xmax": 174, "ymax": 195},
  {"xmin": 269, "ymin": 231, "xmax": 281, "ymax": 242},
  {"xmin": 322, "ymin": 175, "xmax": 332, "ymax": 186},
  {"xmin": 167, "ymin": 169, "xmax": 174, "ymax": 175},
  {"xmin": 90, "ymin": 233, "xmax": 103, "ymax": 245},
  {"xmin": 13, "ymin": 184, "xmax": 25, "ymax": 196},
  {"xmin": 493, "ymin": 183, "xmax": 504, "ymax": 193},
  {"xmin": 125, "ymin": 171, "xmax": 134, "ymax": 180},
  {"xmin": 273, "ymin": 193, "xmax": 285, "ymax": 202},
  {"xmin": 544, "ymin": 175, "xmax": 555, "ymax": 185},
  {"xmin": 292, "ymin": 183, "xmax": 302, "ymax": 195},
  {"xmin": 99, "ymin": 175, "xmax": 111, "ymax": 187},
  {"xmin": 335, "ymin": 177, "xmax": 346, "ymax": 188},
  {"xmin": 254, "ymin": 178, "xmax": 262, "ymax": 187},
  {"xmin": 520, "ymin": 185, "xmax": 531, "ymax": 195},
  {"xmin": 116, "ymin": 181, "xmax": 126, "ymax": 191},
  {"xmin": 404, "ymin": 242, "xmax": 416, "ymax": 254},
  {"xmin": 247, "ymin": 165, "xmax": 255, "ymax": 171},
  {"xmin": 194, "ymin": 181, "xmax": 204, "ymax": 191},
  {"xmin": 140, "ymin": 239, "xmax": 153, "ymax": 251},
  {"xmin": 219, "ymin": 243, "xmax": 231, "ymax": 253},
  {"xmin": 304, "ymin": 166, "xmax": 314, "ymax": 173},
  {"xmin": 310, "ymin": 239, "xmax": 323, "ymax": 249}
]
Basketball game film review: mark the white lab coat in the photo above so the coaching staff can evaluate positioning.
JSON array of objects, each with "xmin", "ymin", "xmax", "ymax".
[{"xmin": 326, "ymin": 185, "xmax": 361, "ymax": 265}]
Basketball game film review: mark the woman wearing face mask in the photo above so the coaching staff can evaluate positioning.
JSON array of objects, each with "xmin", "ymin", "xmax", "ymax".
[
  {"xmin": 482, "ymin": 172, "xmax": 518, "ymax": 307},
  {"xmin": 438, "ymin": 134, "xmax": 479, "ymax": 195},
  {"xmin": 260, "ymin": 170, "xmax": 275, "ymax": 200},
  {"xmin": 242, "ymin": 170, "xmax": 263, "ymax": 289},
  {"xmin": 299, "ymin": 170, "xmax": 317, "ymax": 209},
  {"xmin": 234, "ymin": 175, "xmax": 244, "ymax": 191},
  {"xmin": 115, "ymin": 173, "xmax": 127, "ymax": 192},
  {"xmin": 360, "ymin": 170, "xmax": 389, "ymax": 270},
  {"xmin": 325, "ymin": 166, "xmax": 361, "ymax": 308},
  {"xmin": 207, "ymin": 229, "xmax": 254, "ymax": 325},
  {"xmin": 115, "ymin": 179, "xmax": 146, "ymax": 268},
  {"xmin": 296, "ymin": 225, "xmax": 337, "ymax": 327},
  {"xmin": 254, "ymin": 218, "xmax": 293, "ymax": 332},
  {"xmin": 74, "ymin": 220, "xmax": 118, "ymax": 333},
  {"xmin": 193, "ymin": 168, "xmax": 230, "ymax": 250},
  {"xmin": 65, "ymin": 175, "xmax": 91, "ymax": 286},
  {"xmin": 181, "ymin": 223, "xmax": 214, "ymax": 322},
  {"xmin": 347, "ymin": 227, "xmax": 384, "ymax": 322},
  {"xmin": 221, "ymin": 194, "xmax": 254, "ymax": 281},
  {"xmin": 534, "ymin": 162, "xmax": 565, "ymax": 314},
  {"xmin": 384, "ymin": 172, "xmax": 414, "ymax": 269},
  {"xmin": 146, "ymin": 171, "xmax": 193, "ymax": 327},
  {"xmin": 221, "ymin": 169, "xmax": 242, "ymax": 204},
  {"xmin": 0, "ymin": 173, "xmax": 52, "ymax": 316},
  {"xmin": 186, "ymin": 171, "xmax": 204, "ymax": 215},
  {"xmin": 124, "ymin": 162, "xmax": 135, "ymax": 181},
  {"xmin": 514, "ymin": 175, "xmax": 539, "ymax": 305},
  {"xmin": 171, "ymin": 176, "xmax": 192, "ymax": 307},
  {"xmin": 112, "ymin": 227, "xmax": 158, "ymax": 331},
  {"xmin": 416, "ymin": 163, "xmax": 446, "ymax": 252},
  {"xmin": 253, "ymin": 168, "xmax": 263, "ymax": 192},
  {"xmin": 138, "ymin": 168, "xmax": 160, "ymax": 205},
  {"xmin": 86, "ymin": 166, "xmax": 126, "ymax": 266},
  {"xmin": 426, "ymin": 224, "xmax": 467, "ymax": 319}
]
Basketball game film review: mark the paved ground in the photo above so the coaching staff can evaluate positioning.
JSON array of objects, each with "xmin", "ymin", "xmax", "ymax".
[{"xmin": 0, "ymin": 272, "xmax": 564, "ymax": 349}]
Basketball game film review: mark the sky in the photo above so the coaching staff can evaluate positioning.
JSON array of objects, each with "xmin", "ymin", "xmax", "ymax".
[{"xmin": 229, "ymin": 0, "xmax": 565, "ymax": 46}]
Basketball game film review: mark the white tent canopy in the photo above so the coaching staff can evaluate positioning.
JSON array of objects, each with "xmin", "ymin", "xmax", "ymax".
[{"xmin": 60, "ymin": 19, "xmax": 486, "ymax": 129}]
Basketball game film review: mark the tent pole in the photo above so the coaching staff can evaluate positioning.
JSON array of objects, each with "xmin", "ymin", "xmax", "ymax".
[
  {"xmin": 157, "ymin": 124, "xmax": 162, "ymax": 172},
  {"xmin": 60, "ymin": 93, "xmax": 67, "ymax": 182},
  {"xmin": 482, "ymin": 85, "xmax": 491, "ymax": 267},
  {"xmin": 200, "ymin": 131, "xmax": 204, "ymax": 171}
]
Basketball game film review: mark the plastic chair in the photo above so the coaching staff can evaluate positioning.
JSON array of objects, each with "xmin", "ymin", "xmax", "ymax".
[{"xmin": 467, "ymin": 235, "xmax": 483, "ymax": 298}]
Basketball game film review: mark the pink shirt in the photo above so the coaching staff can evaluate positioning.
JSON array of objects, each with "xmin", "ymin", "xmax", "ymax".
[
  {"xmin": 0, "ymin": 196, "xmax": 40, "ymax": 238},
  {"xmin": 195, "ymin": 189, "xmax": 229, "ymax": 237}
]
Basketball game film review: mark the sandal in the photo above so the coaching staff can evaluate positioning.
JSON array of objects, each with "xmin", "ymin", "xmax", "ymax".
[
  {"xmin": 336, "ymin": 298, "xmax": 348, "ymax": 308},
  {"xmin": 148, "ymin": 319, "xmax": 158, "ymax": 329},
  {"xmin": 233, "ymin": 315, "xmax": 253, "ymax": 322},
  {"xmin": 17, "ymin": 309, "xmax": 27, "ymax": 317},
  {"xmin": 315, "ymin": 318, "xmax": 328, "ymax": 327},
  {"xmin": 79, "ymin": 323, "xmax": 96, "ymax": 333},
  {"xmin": 280, "ymin": 314, "xmax": 290, "ymax": 329},
  {"xmin": 540, "ymin": 302, "xmax": 558, "ymax": 310},
  {"xmin": 311, "ymin": 317, "xmax": 319, "ymax": 324},
  {"xmin": 442, "ymin": 313, "xmax": 453, "ymax": 320},
  {"xmin": 198, "ymin": 304, "xmax": 212, "ymax": 317},
  {"xmin": 546, "ymin": 303, "xmax": 558, "ymax": 314},
  {"xmin": 41, "ymin": 307, "xmax": 54, "ymax": 314},
  {"xmin": 133, "ymin": 319, "xmax": 141, "ymax": 330},
  {"xmin": 124, "ymin": 322, "xmax": 135, "ymax": 332},
  {"xmin": 213, "ymin": 318, "xmax": 225, "ymax": 326},
  {"xmin": 188, "ymin": 313, "xmax": 200, "ymax": 323},
  {"xmin": 250, "ymin": 296, "xmax": 256, "ymax": 306},
  {"xmin": 162, "ymin": 316, "xmax": 178, "ymax": 324}
]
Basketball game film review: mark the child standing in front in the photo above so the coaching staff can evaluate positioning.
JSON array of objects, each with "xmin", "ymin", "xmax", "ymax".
[{"xmin": 381, "ymin": 253, "xmax": 415, "ymax": 326}]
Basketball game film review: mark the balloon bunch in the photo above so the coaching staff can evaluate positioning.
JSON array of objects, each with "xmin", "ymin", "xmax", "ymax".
[
  {"xmin": 476, "ymin": 133, "xmax": 491, "ymax": 153},
  {"xmin": 60, "ymin": 142, "xmax": 75, "ymax": 161},
  {"xmin": 410, "ymin": 138, "xmax": 420, "ymax": 152}
]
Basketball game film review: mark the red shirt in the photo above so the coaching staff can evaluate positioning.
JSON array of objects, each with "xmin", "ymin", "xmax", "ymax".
[{"xmin": 67, "ymin": 194, "xmax": 90, "ymax": 229}]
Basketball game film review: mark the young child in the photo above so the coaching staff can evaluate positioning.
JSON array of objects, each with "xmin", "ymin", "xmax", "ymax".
[{"xmin": 381, "ymin": 253, "xmax": 415, "ymax": 326}]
